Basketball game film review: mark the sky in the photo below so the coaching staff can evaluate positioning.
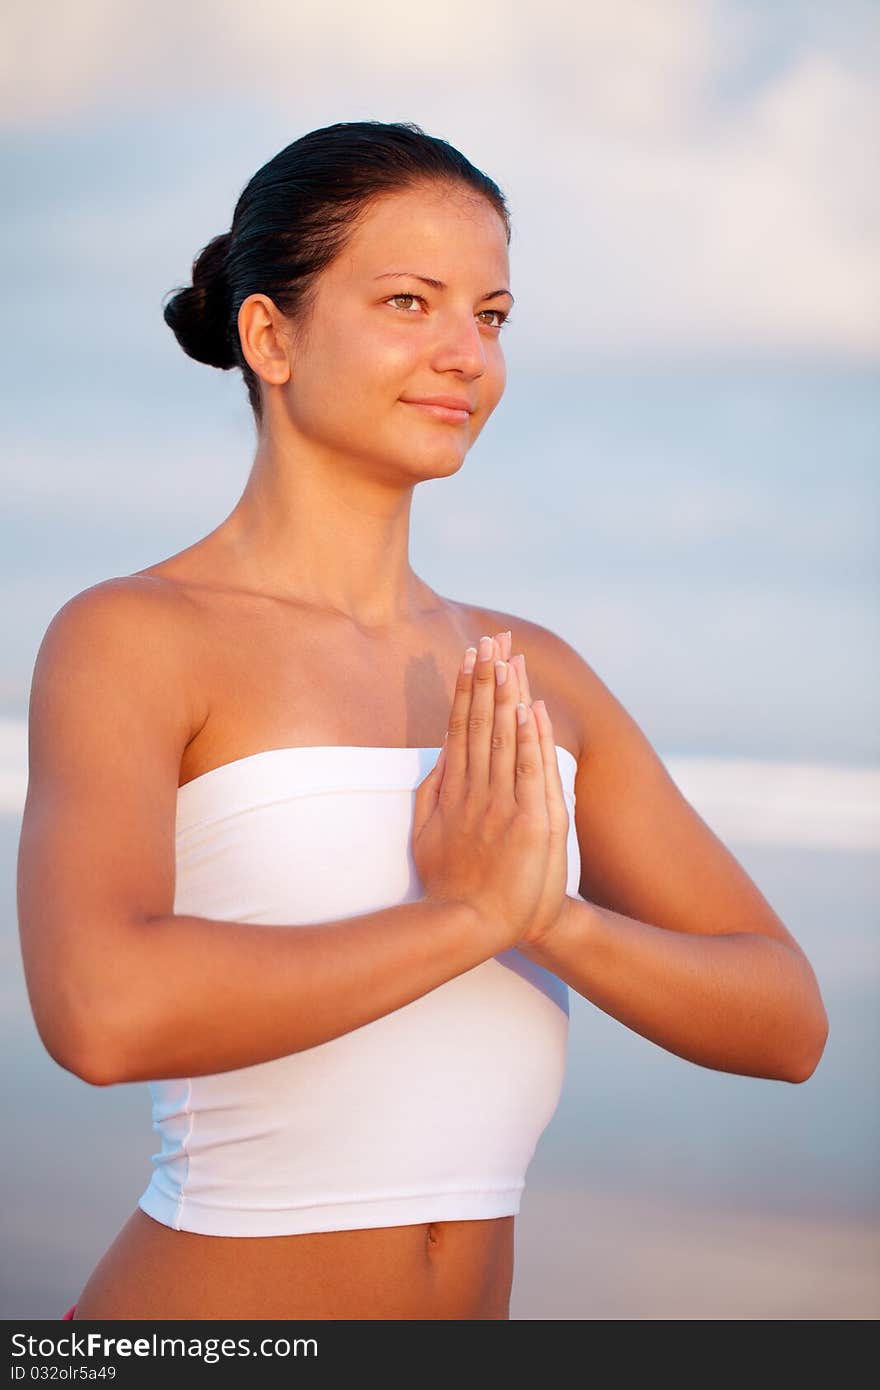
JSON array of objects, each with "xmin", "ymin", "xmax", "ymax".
[
  {"xmin": 1, "ymin": 0, "xmax": 878, "ymax": 780},
  {"xmin": 1, "ymin": 3, "xmax": 878, "ymax": 1320}
]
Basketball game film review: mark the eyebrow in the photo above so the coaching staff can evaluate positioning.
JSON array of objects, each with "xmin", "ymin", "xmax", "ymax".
[{"xmin": 373, "ymin": 272, "xmax": 514, "ymax": 304}]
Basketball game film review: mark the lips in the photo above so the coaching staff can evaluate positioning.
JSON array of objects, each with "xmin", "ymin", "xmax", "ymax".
[
  {"xmin": 404, "ymin": 395, "xmax": 473, "ymax": 412},
  {"xmin": 401, "ymin": 397, "xmax": 473, "ymax": 423}
]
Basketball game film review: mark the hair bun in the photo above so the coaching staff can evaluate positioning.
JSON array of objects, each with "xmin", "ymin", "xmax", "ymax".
[{"xmin": 163, "ymin": 232, "xmax": 236, "ymax": 370}]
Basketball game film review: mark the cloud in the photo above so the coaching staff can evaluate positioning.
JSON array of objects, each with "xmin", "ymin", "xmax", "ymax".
[
  {"xmin": 0, "ymin": 1, "xmax": 713, "ymax": 130},
  {"xmin": 1, "ymin": 0, "xmax": 877, "ymax": 357}
]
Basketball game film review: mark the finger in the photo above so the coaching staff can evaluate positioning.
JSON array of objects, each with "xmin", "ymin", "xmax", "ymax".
[
  {"xmin": 489, "ymin": 642, "xmax": 519, "ymax": 798},
  {"xmin": 467, "ymin": 633, "xmax": 499, "ymax": 791},
  {"xmin": 444, "ymin": 646, "xmax": 478, "ymax": 790},
  {"xmin": 511, "ymin": 652, "xmax": 532, "ymax": 705},
  {"xmin": 413, "ymin": 735, "xmax": 447, "ymax": 836},
  {"xmin": 502, "ymin": 653, "xmax": 524, "ymax": 761},
  {"xmin": 532, "ymin": 698, "xmax": 567, "ymax": 825},
  {"xmin": 514, "ymin": 698, "xmax": 547, "ymax": 814},
  {"xmin": 434, "ymin": 733, "xmax": 448, "ymax": 784},
  {"xmin": 506, "ymin": 652, "xmax": 522, "ymax": 704}
]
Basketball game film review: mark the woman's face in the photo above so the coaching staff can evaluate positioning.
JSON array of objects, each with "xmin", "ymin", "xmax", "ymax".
[{"xmin": 269, "ymin": 182, "xmax": 512, "ymax": 482}]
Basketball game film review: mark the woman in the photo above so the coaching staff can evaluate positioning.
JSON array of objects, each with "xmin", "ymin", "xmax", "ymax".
[{"xmin": 19, "ymin": 120, "xmax": 828, "ymax": 1322}]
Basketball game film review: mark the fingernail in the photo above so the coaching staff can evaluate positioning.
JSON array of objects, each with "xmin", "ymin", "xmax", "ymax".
[
  {"xmin": 463, "ymin": 647, "xmax": 477, "ymax": 673},
  {"xmin": 478, "ymin": 635, "xmax": 493, "ymax": 661},
  {"xmin": 516, "ymin": 701, "xmax": 528, "ymax": 725},
  {"xmin": 494, "ymin": 660, "xmax": 508, "ymax": 686}
]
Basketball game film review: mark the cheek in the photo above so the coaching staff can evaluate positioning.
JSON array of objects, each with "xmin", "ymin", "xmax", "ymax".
[
  {"xmin": 290, "ymin": 330, "xmax": 391, "ymax": 421},
  {"xmin": 478, "ymin": 353, "xmax": 506, "ymax": 417},
  {"xmin": 332, "ymin": 325, "xmax": 422, "ymax": 404},
  {"xmin": 370, "ymin": 326, "xmax": 425, "ymax": 377}
]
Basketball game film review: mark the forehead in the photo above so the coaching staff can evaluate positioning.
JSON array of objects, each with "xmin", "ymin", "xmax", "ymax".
[{"xmin": 335, "ymin": 184, "xmax": 509, "ymax": 283}]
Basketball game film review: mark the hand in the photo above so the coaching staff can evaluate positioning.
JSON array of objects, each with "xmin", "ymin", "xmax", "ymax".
[{"xmin": 411, "ymin": 630, "xmax": 553, "ymax": 951}]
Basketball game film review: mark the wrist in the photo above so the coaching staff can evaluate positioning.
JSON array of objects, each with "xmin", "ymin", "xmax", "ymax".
[
  {"xmin": 422, "ymin": 894, "xmax": 514, "ymax": 963},
  {"xmin": 518, "ymin": 893, "xmax": 578, "ymax": 960}
]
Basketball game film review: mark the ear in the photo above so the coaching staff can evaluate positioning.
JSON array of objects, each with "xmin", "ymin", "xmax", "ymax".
[{"xmin": 237, "ymin": 293, "xmax": 292, "ymax": 389}]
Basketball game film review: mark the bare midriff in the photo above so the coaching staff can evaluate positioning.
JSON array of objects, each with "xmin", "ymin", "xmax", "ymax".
[{"xmin": 71, "ymin": 1207, "xmax": 515, "ymax": 1320}]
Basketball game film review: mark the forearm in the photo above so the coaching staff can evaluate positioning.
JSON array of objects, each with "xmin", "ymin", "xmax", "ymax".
[
  {"xmin": 519, "ymin": 896, "xmax": 828, "ymax": 1082},
  {"xmin": 89, "ymin": 898, "xmax": 491, "ymax": 1085}
]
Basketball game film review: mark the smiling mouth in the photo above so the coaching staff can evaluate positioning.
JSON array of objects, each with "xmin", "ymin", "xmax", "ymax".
[{"xmin": 401, "ymin": 401, "xmax": 472, "ymax": 423}]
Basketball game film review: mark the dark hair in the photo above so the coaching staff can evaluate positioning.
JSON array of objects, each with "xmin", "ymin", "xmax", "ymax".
[{"xmin": 163, "ymin": 120, "xmax": 511, "ymax": 426}]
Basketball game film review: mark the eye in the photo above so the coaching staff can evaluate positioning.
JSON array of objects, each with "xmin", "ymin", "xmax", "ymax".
[
  {"xmin": 385, "ymin": 293, "xmax": 425, "ymax": 313},
  {"xmin": 384, "ymin": 294, "xmax": 512, "ymax": 330},
  {"xmin": 477, "ymin": 308, "xmax": 512, "ymax": 329}
]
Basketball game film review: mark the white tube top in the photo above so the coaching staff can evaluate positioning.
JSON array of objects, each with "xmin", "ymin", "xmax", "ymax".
[{"xmin": 137, "ymin": 743, "xmax": 581, "ymax": 1237}]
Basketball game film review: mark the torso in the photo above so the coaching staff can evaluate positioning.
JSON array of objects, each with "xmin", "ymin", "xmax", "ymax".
[
  {"xmin": 71, "ymin": 534, "xmax": 582, "ymax": 1321},
  {"xmin": 72, "ymin": 1208, "xmax": 516, "ymax": 1320}
]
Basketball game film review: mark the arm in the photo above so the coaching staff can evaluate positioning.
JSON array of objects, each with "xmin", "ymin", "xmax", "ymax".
[
  {"xmin": 16, "ymin": 581, "xmax": 494, "ymax": 1087},
  {"xmin": 95, "ymin": 899, "xmax": 488, "ymax": 1086},
  {"xmin": 519, "ymin": 896, "xmax": 826, "ymax": 1082},
  {"xmin": 516, "ymin": 625, "xmax": 829, "ymax": 1084}
]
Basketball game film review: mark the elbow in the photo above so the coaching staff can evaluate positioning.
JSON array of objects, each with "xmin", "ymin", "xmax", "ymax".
[
  {"xmin": 776, "ymin": 947, "xmax": 830, "ymax": 1084},
  {"xmin": 75, "ymin": 1011, "xmax": 134, "ymax": 1086},
  {"xmin": 39, "ymin": 1012, "xmax": 128, "ymax": 1088},
  {"xmin": 23, "ymin": 947, "xmax": 138, "ymax": 1086},
  {"xmin": 783, "ymin": 1005, "xmax": 830, "ymax": 1085},
  {"xmin": 72, "ymin": 1045, "xmax": 125, "ymax": 1088}
]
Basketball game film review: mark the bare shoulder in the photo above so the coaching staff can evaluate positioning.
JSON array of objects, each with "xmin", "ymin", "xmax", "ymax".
[
  {"xmin": 30, "ymin": 574, "xmax": 208, "ymax": 759},
  {"xmin": 40, "ymin": 571, "xmax": 195, "ymax": 640}
]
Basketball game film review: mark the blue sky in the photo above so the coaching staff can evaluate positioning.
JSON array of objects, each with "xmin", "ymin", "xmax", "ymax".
[{"xmin": 1, "ymin": 0, "xmax": 877, "ymax": 766}]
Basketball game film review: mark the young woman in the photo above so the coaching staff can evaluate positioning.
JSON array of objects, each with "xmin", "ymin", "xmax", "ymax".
[{"xmin": 18, "ymin": 120, "xmax": 828, "ymax": 1322}]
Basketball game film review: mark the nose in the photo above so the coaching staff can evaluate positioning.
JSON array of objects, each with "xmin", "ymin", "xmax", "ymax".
[{"xmin": 431, "ymin": 310, "xmax": 489, "ymax": 380}]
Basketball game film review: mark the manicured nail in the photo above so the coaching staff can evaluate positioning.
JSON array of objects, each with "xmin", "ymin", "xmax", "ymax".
[
  {"xmin": 463, "ymin": 647, "xmax": 477, "ymax": 673},
  {"xmin": 516, "ymin": 702, "xmax": 528, "ymax": 725},
  {"xmin": 478, "ymin": 635, "xmax": 493, "ymax": 661},
  {"xmin": 494, "ymin": 660, "xmax": 508, "ymax": 686}
]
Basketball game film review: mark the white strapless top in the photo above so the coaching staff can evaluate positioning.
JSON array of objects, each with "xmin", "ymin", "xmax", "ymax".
[{"xmin": 137, "ymin": 744, "xmax": 581, "ymax": 1237}]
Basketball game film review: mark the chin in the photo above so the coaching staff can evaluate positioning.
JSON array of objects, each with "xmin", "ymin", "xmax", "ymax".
[{"xmin": 410, "ymin": 445, "xmax": 469, "ymax": 480}]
